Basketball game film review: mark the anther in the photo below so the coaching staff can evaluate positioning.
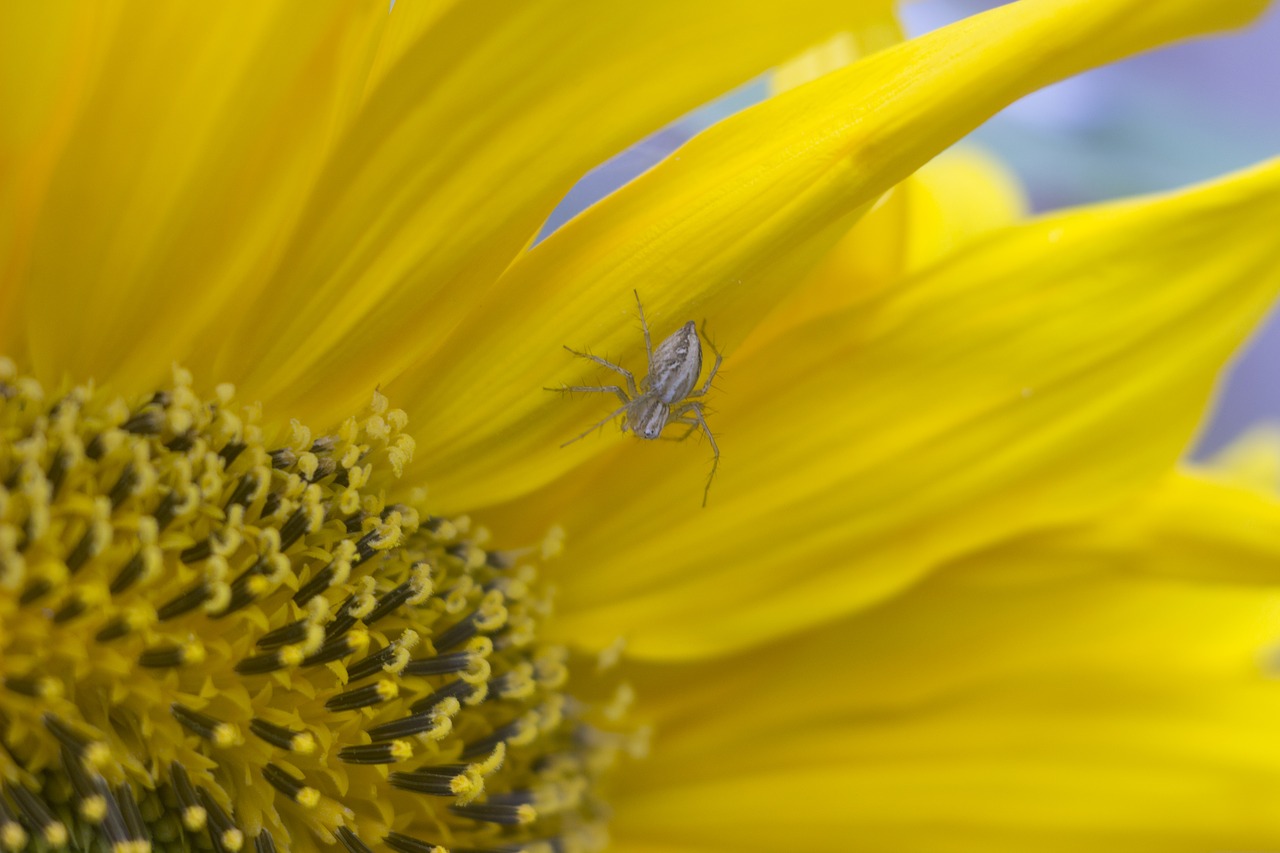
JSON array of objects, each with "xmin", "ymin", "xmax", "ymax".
[
  {"xmin": 139, "ymin": 642, "xmax": 200, "ymax": 668},
  {"xmin": 248, "ymin": 719, "xmax": 316, "ymax": 754},
  {"xmin": 168, "ymin": 764, "xmax": 206, "ymax": 832},
  {"xmin": 43, "ymin": 714, "xmax": 110, "ymax": 769},
  {"xmin": 345, "ymin": 644, "xmax": 400, "ymax": 682},
  {"xmin": 165, "ymin": 430, "xmax": 197, "ymax": 452},
  {"xmin": 402, "ymin": 652, "xmax": 477, "ymax": 677},
  {"xmin": 180, "ymin": 539, "xmax": 212, "ymax": 564},
  {"xmin": 293, "ymin": 563, "xmax": 336, "ymax": 605},
  {"xmin": 409, "ymin": 679, "xmax": 481, "ymax": 714},
  {"xmin": 223, "ymin": 472, "xmax": 263, "ymax": 510},
  {"xmin": 261, "ymin": 764, "xmax": 320, "ymax": 808},
  {"xmin": 383, "ymin": 832, "xmax": 447, "ymax": 853},
  {"xmin": 156, "ymin": 581, "xmax": 212, "ymax": 621},
  {"xmin": 95, "ymin": 615, "xmax": 135, "ymax": 643},
  {"xmin": 363, "ymin": 580, "xmax": 415, "ymax": 626},
  {"xmin": 366, "ymin": 701, "xmax": 458, "ymax": 743},
  {"xmin": 253, "ymin": 830, "xmax": 277, "ymax": 853},
  {"xmin": 52, "ymin": 595, "xmax": 87, "ymax": 623},
  {"xmin": 448, "ymin": 802, "xmax": 536, "ymax": 826},
  {"xmin": 171, "ymin": 704, "xmax": 240, "ymax": 747},
  {"xmin": 301, "ymin": 630, "xmax": 368, "ymax": 667},
  {"xmin": 338, "ymin": 740, "xmax": 414, "ymax": 765},
  {"xmin": 462, "ymin": 717, "xmax": 530, "ymax": 761},
  {"xmin": 18, "ymin": 578, "xmax": 51, "ymax": 606},
  {"xmin": 219, "ymin": 441, "xmax": 247, "ymax": 467},
  {"xmin": 59, "ymin": 747, "xmax": 108, "ymax": 824},
  {"xmin": 324, "ymin": 680, "xmax": 397, "ymax": 713},
  {"xmin": 277, "ymin": 508, "xmax": 311, "ymax": 552},
  {"xmin": 335, "ymin": 826, "xmax": 373, "ymax": 853},
  {"xmin": 387, "ymin": 766, "xmax": 471, "ymax": 797},
  {"xmin": 197, "ymin": 788, "xmax": 244, "ymax": 853},
  {"xmin": 0, "ymin": 796, "xmax": 26, "ymax": 853},
  {"xmin": 5, "ymin": 782, "xmax": 69, "ymax": 847},
  {"xmin": 234, "ymin": 649, "xmax": 292, "ymax": 676},
  {"xmin": 115, "ymin": 783, "xmax": 150, "ymax": 849},
  {"xmin": 121, "ymin": 408, "xmax": 164, "ymax": 436},
  {"xmin": 107, "ymin": 464, "xmax": 138, "ymax": 509},
  {"xmin": 256, "ymin": 617, "xmax": 318, "ymax": 650}
]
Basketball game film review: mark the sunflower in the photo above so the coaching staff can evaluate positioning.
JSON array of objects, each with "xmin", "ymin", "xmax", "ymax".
[{"xmin": 3, "ymin": 1, "xmax": 1280, "ymax": 852}]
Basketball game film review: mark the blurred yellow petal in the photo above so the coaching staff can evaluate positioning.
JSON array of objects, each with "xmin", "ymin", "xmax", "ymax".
[
  {"xmin": 2, "ymin": 4, "xmax": 381, "ymax": 385},
  {"xmin": 204, "ymin": 1, "xmax": 903, "ymax": 425},
  {"xmin": 611, "ymin": 558, "xmax": 1280, "ymax": 851},
  {"xmin": 1208, "ymin": 425, "xmax": 1280, "ymax": 493},
  {"xmin": 397, "ymin": 0, "xmax": 1268, "ymax": 509},
  {"xmin": 955, "ymin": 469, "xmax": 1280, "ymax": 589},
  {"xmin": 2, "ymin": 2, "xmax": 901, "ymax": 416},
  {"xmin": 762, "ymin": 144, "xmax": 1029, "ymax": 346},
  {"xmin": 525, "ymin": 156, "xmax": 1280, "ymax": 659}
]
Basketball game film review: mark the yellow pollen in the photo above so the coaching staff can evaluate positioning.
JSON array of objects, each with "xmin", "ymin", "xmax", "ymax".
[
  {"xmin": 1, "ymin": 823, "xmax": 27, "ymax": 852},
  {"xmin": 181, "ymin": 806, "xmax": 207, "ymax": 832},
  {"xmin": 0, "ymin": 370, "xmax": 628, "ymax": 853}
]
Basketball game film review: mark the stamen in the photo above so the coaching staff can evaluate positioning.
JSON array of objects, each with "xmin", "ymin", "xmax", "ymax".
[
  {"xmin": 335, "ymin": 826, "xmax": 374, "ymax": 853},
  {"xmin": 383, "ymin": 832, "xmax": 447, "ymax": 853},
  {"xmin": 249, "ymin": 719, "xmax": 316, "ymax": 754},
  {"xmin": 0, "ymin": 371, "xmax": 626, "ymax": 853},
  {"xmin": 261, "ymin": 764, "xmax": 321, "ymax": 808}
]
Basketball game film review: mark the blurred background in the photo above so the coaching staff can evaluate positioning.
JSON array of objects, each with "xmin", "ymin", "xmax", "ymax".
[{"xmin": 544, "ymin": 0, "xmax": 1280, "ymax": 457}]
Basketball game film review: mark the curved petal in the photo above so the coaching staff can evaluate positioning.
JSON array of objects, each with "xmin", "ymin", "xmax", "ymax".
[
  {"xmin": 2, "ymin": 2, "xmax": 902, "ymax": 413},
  {"xmin": 525, "ymin": 156, "xmax": 1280, "ymax": 659},
  {"xmin": 954, "ymin": 469, "xmax": 1280, "ymax": 589},
  {"xmin": 396, "ymin": 0, "xmax": 1269, "ymax": 508},
  {"xmin": 203, "ymin": 1, "xmax": 901, "ymax": 423},
  {"xmin": 610, "ymin": 560, "xmax": 1280, "ymax": 851},
  {"xmin": 1, "ymin": 3, "xmax": 384, "ymax": 387},
  {"xmin": 758, "ymin": 144, "xmax": 1029, "ymax": 349}
]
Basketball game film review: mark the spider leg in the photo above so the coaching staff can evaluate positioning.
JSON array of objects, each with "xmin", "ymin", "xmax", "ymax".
[
  {"xmin": 687, "ymin": 321, "xmax": 723, "ymax": 398},
  {"xmin": 546, "ymin": 383, "xmax": 630, "ymax": 406},
  {"xmin": 670, "ymin": 403, "xmax": 719, "ymax": 507},
  {"xmin": 563, "ymin": 346, "xmax": 638, "ymax": 397},
  {"xmin": 633, "ymin": 290, "xmax": 654, "ymax": 368},
  {"xmin": 561, "ymin": 403, "xmax": 630, "ymax": 448},
  {"xmin": 658, "ymin": 421, "xmax": 699, "ymax": 442}
]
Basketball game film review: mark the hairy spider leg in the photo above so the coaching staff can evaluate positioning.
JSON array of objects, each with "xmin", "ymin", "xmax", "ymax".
[
  {"xmin": 633, "ymin": 290, "xmax": 654, "ymax": 371},
  {"xmin": 561, "ymin": 402, "xmax": 631, "ymax": 448},
  {"xmin": 685, "ymin": 321, "xmax": 723, "ymax": 398},
  {"xmin": 563, "ymin": 346, "xmax": 638, "ymax": 397},
  {"xmin": 548, "ymin": 384, "xmax": 631, "ymax": 405},
  {"xmin": 670, "ymin": 402, "xmax": 720, "ymax": 506}
]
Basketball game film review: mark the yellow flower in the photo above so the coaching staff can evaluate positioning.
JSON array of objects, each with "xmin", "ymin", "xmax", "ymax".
[
  {"xmin": 2, "ymin": 1, "xmax": 1280, "ymax": 852},
  {"xmin": 612, "ymin": 469, "xmax": 1280, "ymax": 853}
]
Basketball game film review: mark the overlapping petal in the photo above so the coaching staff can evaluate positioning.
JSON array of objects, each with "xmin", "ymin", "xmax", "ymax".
[
  {"xmin": 393, "ymin": 0, "xmax": 1269, "ymax": 509},
  {"xmin": 607, "ymin": 488, "xmax": 1280, "ymax": 850},
  {"xmin": 959, "ymin": 468, "xmax": 1280, "ymax": 588},
  {"xmin": 0, "ymin": 1, "xmax": 905, "ymax": 419},
  {"xmin": 518, "ymin": 156, "xmax": 1280, "ymax": 659}
]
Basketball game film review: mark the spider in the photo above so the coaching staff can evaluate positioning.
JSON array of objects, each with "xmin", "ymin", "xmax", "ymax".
[{"xmin": 551, "ymin": 291, "xmax": 723, "ymax": 506}]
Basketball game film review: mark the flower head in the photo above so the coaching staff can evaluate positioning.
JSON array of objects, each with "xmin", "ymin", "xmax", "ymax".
[{"xmin": 3, "ymin": 1, "xmax": 1280, "ymax": 852}]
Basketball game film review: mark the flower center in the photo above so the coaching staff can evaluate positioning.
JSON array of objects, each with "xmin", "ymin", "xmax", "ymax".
[{"xmin": 0, "ymin": 362, "xmax": 625, "ymax": 853}]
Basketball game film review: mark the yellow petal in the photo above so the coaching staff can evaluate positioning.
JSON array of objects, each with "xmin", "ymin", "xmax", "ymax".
[
  {"xmin": 532, "ymin": 156, "xmax": 1280, "ymax": 659},
  {"xmin": 611, "ymin": 564, "xmax": 1280, "ymax": 852},
  {"xmin": 760, "ymin": 144, "xmax": 1029, "ymax": 348},
  {"xmin": 1208, "ymin": 426, "xmax": 1280, "ymax": 494},
  {"xmin": 956, "ymin": 469, "xmax": 1280, "ymax": 589},
  {"xmin": 197, "ymin": 1, "xmax": 903, "ymax": 423},
  {"xmin": 2, "ymin": 3, "xmax": 386, "ymax": 390},
  {"xmin": 399, "ymin": 0, "xmax": 1268, "ymax": 508},
  {"xmin": 2, "ymin": 2, "xmax": 902, "ymax": 413}
]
